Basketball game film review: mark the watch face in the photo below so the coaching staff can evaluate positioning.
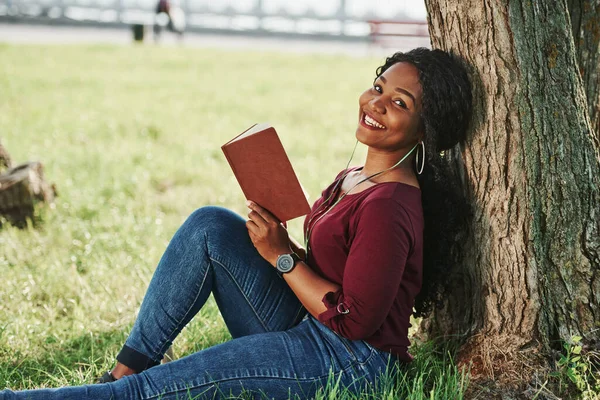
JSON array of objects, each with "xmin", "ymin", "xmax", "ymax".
[{"xmin": 277, "ymin": 254, "xmax": 295, "ymax": 273}]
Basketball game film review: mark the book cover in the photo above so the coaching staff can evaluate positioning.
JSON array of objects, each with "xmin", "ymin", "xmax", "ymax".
[{"xmin": 221, "ymin": 123, "xmax": 311, "ymax": 222}]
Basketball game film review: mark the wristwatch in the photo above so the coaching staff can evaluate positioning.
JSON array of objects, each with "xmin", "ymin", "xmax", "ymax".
[{"xmin": 276, "ymin": 253, "xmax": 301, "ymax": 275}]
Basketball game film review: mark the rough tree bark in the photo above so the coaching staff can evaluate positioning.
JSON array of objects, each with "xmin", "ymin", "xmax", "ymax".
[
  {"xmin": 567, "ymin": 0, "xmax": 600, "ymax": 137},
  {"xmin": 423, "ymin": 0, "xmax": 600, "ymax": 388}
]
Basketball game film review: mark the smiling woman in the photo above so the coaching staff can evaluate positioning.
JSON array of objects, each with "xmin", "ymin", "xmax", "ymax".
[
  {"xmin": 357, "ymin": 63, "xmax": 423, "ymax": 151},
  {"xmin": 0, "ymin": 48, "xmax": 472, "ymax": 400}
]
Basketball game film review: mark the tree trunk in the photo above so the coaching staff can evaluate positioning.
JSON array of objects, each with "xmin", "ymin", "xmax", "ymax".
[
  {"xmin": 567, "ymin": 0, "xmax": 600, "ymax": 138},
  {"xmin": 423, "ymin": 0, "xmax": 600, "ymax": 389},
  {"xmin": 0, "ymin": 162, "xmax": 56, "ymax": 227}
]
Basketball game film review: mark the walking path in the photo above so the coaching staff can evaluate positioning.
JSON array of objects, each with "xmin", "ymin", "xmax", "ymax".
[{"xmin": 0, "ymin": 22, "xmax": 430, "ymax": 57}]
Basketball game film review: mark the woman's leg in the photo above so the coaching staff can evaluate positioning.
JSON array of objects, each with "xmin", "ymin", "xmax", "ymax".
[
  {"xmin": 1, "ymin": 317, "xmax": 396, "ymax": 400},
  {"xmin": 115, "ymin": 206, "xmax": 306, "ymax": 372}
]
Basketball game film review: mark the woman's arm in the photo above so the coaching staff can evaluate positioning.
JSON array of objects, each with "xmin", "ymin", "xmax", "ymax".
[
  {"xmin": 313, "ymin": 198, "xmax": 413, "ymax": 340},
  {"xmin": 279, "ymin": 261, "xmax": 340, "ymax": 318},
  {"xmin": 245, "ymin": 201, "xmax": 339, "ymax": 318}
]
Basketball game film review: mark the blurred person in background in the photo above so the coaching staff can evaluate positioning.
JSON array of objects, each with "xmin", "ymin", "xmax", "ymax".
[{"xmin": 154, "ymin": 0, "xmax": 185, "ymax": 41}]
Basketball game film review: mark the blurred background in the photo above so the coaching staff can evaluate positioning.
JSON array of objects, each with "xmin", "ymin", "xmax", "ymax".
[{"xmin": 0, "ymin": 0, "xmax": 429, "ymax": 52}]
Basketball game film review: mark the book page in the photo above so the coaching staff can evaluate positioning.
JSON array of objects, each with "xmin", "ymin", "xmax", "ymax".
[{"xmin": 228, "ymin": 123, "xmax": 272, "ymax": 144}]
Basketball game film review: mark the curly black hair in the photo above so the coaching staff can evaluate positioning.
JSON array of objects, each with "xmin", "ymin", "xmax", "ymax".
[{"xmin": 376, "ymin": 48, "xmax": 473, "ymax": 317}]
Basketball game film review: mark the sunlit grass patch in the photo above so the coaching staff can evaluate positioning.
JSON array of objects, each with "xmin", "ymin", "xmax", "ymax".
[{"xmin": 0, "ymin": 44, "xmax": 467, "ymax": 398}]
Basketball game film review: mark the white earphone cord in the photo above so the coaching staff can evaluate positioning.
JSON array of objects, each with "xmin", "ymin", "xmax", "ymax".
[{"xmin": 304, "ymin": 141, "xmax": 419, "ymax": 250}]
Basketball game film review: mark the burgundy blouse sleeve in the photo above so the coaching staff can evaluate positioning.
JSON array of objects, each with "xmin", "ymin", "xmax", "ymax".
[{"xmin": 317, "ymin": 197, "xmax": 414, "ymax": 340}]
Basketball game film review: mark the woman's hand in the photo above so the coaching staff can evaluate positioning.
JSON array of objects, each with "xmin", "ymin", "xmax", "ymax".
[{"xmin": 246, "ymin": 200, "xmax": 292, "ymax": 266}]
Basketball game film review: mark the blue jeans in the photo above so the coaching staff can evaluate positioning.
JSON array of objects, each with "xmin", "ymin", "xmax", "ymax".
[{"xmin": 1, "ymin": 206, "xmax": 397, "ymax": 399}]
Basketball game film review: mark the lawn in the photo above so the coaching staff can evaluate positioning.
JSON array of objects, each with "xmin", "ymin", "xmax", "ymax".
[{"xmin": 0, "ymin": 43, "xmax": 467, "ymax": 399}]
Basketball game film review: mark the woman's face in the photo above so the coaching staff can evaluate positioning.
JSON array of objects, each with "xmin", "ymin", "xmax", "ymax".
[{"xmin": 356, "ymin": 62, "xmax": 423, "ymax": 152}]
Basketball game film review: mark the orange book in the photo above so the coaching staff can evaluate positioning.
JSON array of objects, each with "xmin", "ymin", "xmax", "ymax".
[{"xmin": 221, "ymin": 123, "xmax": 311, "ymax": 222}]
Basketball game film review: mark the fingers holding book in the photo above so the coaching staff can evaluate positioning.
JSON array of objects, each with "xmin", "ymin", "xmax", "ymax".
[{"xmin": 245, "ymin": 200, "xmax": 292, "ymax": 266}]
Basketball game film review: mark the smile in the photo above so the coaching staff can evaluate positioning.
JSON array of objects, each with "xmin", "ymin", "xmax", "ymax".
[{"xmin": 362, "ymin": 112, "xmax": 386, "ymax": 130}]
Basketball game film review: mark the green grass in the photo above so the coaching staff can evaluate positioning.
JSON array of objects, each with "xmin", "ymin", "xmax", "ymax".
[{"xmin": 0, "ymin": 43, "xmax": 468, "ymax": 398}]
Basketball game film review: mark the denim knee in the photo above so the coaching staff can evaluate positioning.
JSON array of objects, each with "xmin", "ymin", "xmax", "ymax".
[{"xmin": 185, "ymin": 206, "xmax": 240, "ymax": 236}]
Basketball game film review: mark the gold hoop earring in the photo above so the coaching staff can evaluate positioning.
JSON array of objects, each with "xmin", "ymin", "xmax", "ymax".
[{"xmin": 416, "ymin": 141, "xmax": 425, "ymax": 175}]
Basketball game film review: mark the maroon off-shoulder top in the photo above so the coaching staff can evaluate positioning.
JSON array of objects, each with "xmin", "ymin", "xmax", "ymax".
[{"xmin": 304, "ymin": 168, "xmax": 424, "ymax": 362}]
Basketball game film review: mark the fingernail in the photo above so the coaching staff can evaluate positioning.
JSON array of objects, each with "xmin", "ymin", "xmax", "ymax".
[{"xmin": 246, "ymin": 200, "xmax": 252, "ymax": 207}]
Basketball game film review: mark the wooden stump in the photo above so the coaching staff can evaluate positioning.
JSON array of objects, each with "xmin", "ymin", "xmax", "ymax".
[
  {"xmin": 0, "ymin": 143, "xmax": 11, "ymax": 173},
  {"xmin": 0, "ymin": 162, "xmax": 56, "ymax": 227}
]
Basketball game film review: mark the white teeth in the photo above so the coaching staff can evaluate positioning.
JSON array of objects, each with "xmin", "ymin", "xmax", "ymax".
[{"xmin": 364, "ymin": 114, "xmax": 385, "ymax": 129}]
